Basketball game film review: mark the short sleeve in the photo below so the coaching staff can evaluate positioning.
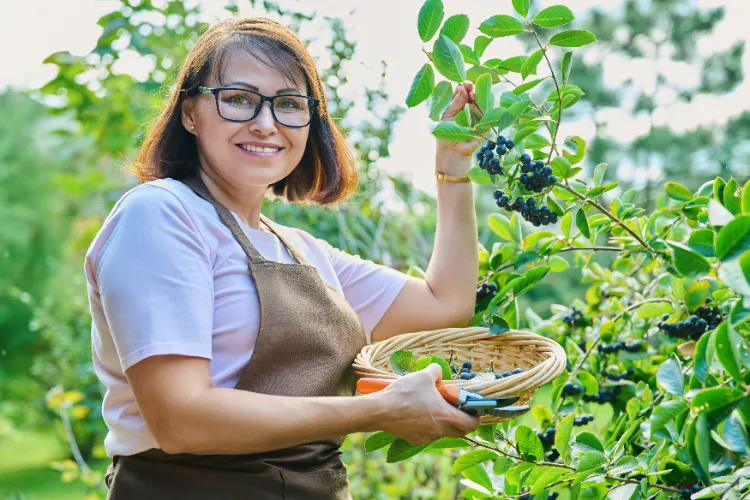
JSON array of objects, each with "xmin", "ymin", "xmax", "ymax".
[
  {"xmin": 321, "ymin": 241, "xmax": 409, "ymax": 341},
  {"xmin": 93, "ymin": 185, "xmax": 214, "ymax": 372}
]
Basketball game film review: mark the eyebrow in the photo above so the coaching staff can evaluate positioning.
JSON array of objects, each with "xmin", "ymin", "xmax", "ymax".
[{"xmin": 225, "ymin": 81, "xmax": 303, "ymax": 94}]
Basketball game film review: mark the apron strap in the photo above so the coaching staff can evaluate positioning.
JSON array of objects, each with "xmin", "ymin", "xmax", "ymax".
[
  {"xmin": 179, "ymin": 176, "xmax": 267, "ymax": 264},
  {"xmin": 258, "ymin": 213, "xmax": 311, "ymax": 266}
]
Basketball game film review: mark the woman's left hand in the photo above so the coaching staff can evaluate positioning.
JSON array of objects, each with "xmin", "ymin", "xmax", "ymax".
[{"xmin": 435, "ymin": 80, "xmax": 483, "ymax": 174}]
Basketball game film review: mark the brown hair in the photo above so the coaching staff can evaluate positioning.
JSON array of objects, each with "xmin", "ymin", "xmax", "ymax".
[{"xmin": 129, "ymin": 17, "xmax": 358, "ymax": 205}]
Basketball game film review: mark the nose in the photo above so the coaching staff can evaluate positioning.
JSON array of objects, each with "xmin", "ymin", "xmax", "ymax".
[{"xmin": 249, "ymin": 101, "xmax": 278, "ymax": 134}]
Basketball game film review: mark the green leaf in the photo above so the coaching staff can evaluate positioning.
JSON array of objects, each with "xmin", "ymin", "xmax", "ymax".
[
  {"xmin": 521, "ymin": 49, "xmax": 544, "ymax": 80},
  {"xmin": 593, "ymin": 163, "xmax": 607, "ymax": 186},
  {"xmin": 433, "ymin": 35, "xmax": 466, "ymax": 82},
  {"xmin": 714, "ymin": 176, "xmax": 727, "ymax": 202},
  {"xmin": 474, "ymin": 107, "xmax": 507, "ymax": 133},
  {"xmin": 692, "ymin": 415, "xmax": 711, "ymax": 483},
  {"xmin": 549, "ymin": 29, "xmax": 597, "ymax": 47},
  {"xmin": 548, "ymin": 255, "xmax": 569, "ymax": 272},
  {"xmin": 387, "ymin": 438, "xmax": 429, "ymax": 462},
  {"xmin": 514, "ymin": 126, "xmax": 538, "ymax": 144},
  {"xmin": 495, "ymin": 56, "xmax": 527, "ymax": 74},
  {"xmin": 550, "ymin": 156, "xmax": 571, "ymax": 178},
  {"xmin": 636, "ymin": 301, "xmax": 674, "ymax": 319},
  {"xmin": 428, "ymin": 437, "xmax": 471, "ymax": 450},
  {"xmin": 573, "ymin": 432, "xmax": 604, "ymax": 453},
  {"xmin": 576, "ymin": 209, "xmax": 591, "ymax": 239},
  {"xmin": 723, "ymin": 178, "xmax": 742, "ymax": 215},
  {"xmin": 415, "ymin": 355, "xmax": 453, "ymax": 380},
  {"xmin": 577, "ymin": 371, "xmax": 599, "ymax": 396},
  {"xmin": 684, "ymin": 281, "xmax": 711, "ymax": 312},
  {"xmin": 515, "ymin": 425, "xmax": 545, "ymax": 461},
  {"xmin": 452, "ymin": 449, "xmax": 498, "ymax": 474},
  {"xmin": 691, "ymin": 386, "xmax": 744, "ymax": 416},
  {"xmin": 390, "ymin": 350, "xmax": 417, "ymax": 375},
  {"xmin": 650, "ymin": 400, "xmax": 689, "ymax": 432},
  {"xmin": 512, "ymin": 0, "xmax": 530, "ymax": 18},
  {"xmin": 561, "ymin": 51, "xmax": 573, "ymax": 88},
  {"xmin": 709, "ymin": 199, "xmax": 735, "ymax": 227},
  {"xmin": 666, "ymin": 241, "xmax": 711, "ymax": 278},
  {"xmin": 432, "ymin": 121, "xmax": 475, "ymax": 141},
  {"xmin": 474, "ymin": 73, "xmax": 494, "ymax": 113},
  {"xmin": 577, "ymin": 451, "xmax": 607, "ymax": 471},
  {"xmin": 512, "ymin": 77, "xmax": 548, "ymax": 96},
  {"xmin": 531, "ymin": 467, "xmax": 568, "ymax": 494},
  {"xmin": 467, "ymin": 166, "xmax": 492, "ymax": 184},
  {"xmin": 665, "ymin": 182, "xmax": 693, "ymax": 202},
  {"xmin": 609, "ymin": 456, "xmax": 640, "ymax": 475},
  {"xmin": 474, "ymin": 36, "xmax": 493, "ymax": 58},
  {"xmin": 693, "ymin": 330, "xmax": 715, "ymax": 382},
  {"xmin": 512, "ymin": 266, "xmax": 550, "ymax": 296},
  {"xmin": 561, "ymin": 211, "xmax": 572, "ymax": 239},
  {"xmin": 440, "ymin": 14, "xmax": 470, "ymax": 44},
  {"xmin": 742, "ymin": 179, "xmax": 750, "ymax": 213},
  {"xmin": 365, "ymin": 431, "xmax": 398, "ymax": 452},
  {"xmin": 656, "ymin": 355, "xmax": 684, "ymax": 397},
  {"xmin": 405, "ymin": 64, "xmax": 435, "ymax": 107},
  {"xmin": 715, "ymin": 215, "xmax": 750, "ymax": 261},
  {"xmin": 555, "ymin": 414, "xmax": 574, "ymax": 460},
  {"xmin": 479, "ymin": 15, "xmax": 526, "ymax": 38},
  {"xmin": 428, "ymin": 81, "xmax": 453, "ymax": 121},
  {"xmin": 417, "ymin": 0, "xmax": 444, "ymax": 42},
  {"xmin": 687, "ymin": 229, "xmax": 716, "ymax": 258},
  {"xmin": 488, "ymin": 213, "xmax": 514, "ymax": 241},
  {"xmin": 489, "ymin": 315, "xmax": 510, "ymax": 335},
  {"xmin": 533, "ymin": 5, "xmax": 575, "ymax": 28},
  {"xmin": 713, "ymin": 321, "xmax": 743, "ymax": 383},
  {"xmin": 459, "ymin": 44, "xmax": 480, "ymax": 65}
]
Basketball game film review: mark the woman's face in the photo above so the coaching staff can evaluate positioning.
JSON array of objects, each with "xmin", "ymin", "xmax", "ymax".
[{"xmin": 182, "ymin": 47, "xmax": 311, "ymax": 191}]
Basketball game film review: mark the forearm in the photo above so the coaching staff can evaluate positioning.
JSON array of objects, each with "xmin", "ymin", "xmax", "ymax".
[
  {"xmin": 424, "ymin": 152, "xmax": 478, "ymax": 323},
  {"xmin": 160, "ymin": 388, "xmax": 390, "ymax": 455}
]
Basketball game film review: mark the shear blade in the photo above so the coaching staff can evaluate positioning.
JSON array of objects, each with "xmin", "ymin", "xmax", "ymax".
[{"xmin": 486, "ymin": 405, "xmax": 530, "ymax": 418}]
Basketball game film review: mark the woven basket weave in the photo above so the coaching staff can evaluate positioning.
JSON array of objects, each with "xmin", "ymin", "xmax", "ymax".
[{"xmin": 353, "ymin": 327, "xmax": 567, "ymax": 424}]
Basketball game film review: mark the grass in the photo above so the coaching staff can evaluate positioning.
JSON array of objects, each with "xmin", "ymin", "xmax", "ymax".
[{"xmin": 0, "ymin": 429, "xmax": 106, "ymax": 500}]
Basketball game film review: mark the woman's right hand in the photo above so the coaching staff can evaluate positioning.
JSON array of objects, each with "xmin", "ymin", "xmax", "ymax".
[{"xmin": 375, "ymin": 363, "xmax": 481, "ymax": 445}]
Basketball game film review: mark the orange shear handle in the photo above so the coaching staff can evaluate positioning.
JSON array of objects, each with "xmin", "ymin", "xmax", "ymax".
[{"xmin": 356, "ymin": 377, "xmax": 462, "ymax": 405}]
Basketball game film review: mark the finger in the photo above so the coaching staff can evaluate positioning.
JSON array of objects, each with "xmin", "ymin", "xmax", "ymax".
[
  {"xmin": 419, "ymin": 362, "xmax": 444, "ymax": 383},
  {"xmin": 441, "ymin": 89, "xmax": 469, "ymax": 121},
  {"xmin": 452, "ymin": 409, "xmax": 481, "ymax": 433}
]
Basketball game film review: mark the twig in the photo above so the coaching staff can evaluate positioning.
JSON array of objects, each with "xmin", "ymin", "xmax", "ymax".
[{"xmin": 528, "ymin": 25, "xmax": 564, "ymax": 165}]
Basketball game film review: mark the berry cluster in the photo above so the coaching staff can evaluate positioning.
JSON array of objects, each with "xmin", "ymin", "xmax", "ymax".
[
  {"xmin": 519, "ymin": 154, "xmax": 557, "ymax": 193},
  {"xmin": 574, "ymin": 414, "xmax": 594, "ymax": 426},
  {"xmin": 476, "ymin": 136, "xmax": 515, "ymax": 175},
  {"xmin": 536, "ymin": 427, "xmax": 556, "ymax": 447},
  {"xmin": 546, "ymin": 449, "xmax": 560, "ymax": 462},
  {"xmin": 657, "ymin": 306, "xmax": 723, "ymax": 341},
  {"xmin": 494, "ymin": 193, "xmax": 559, "ymax": 227},
  {"xmin": 681, "ymin": 484, "xmax": 702, "ymax": 499},
  {"xmin": 583, "ymin": 385, "xmax": 621, "ymax": 404},
  {"xmin": 597, "ymin": 341, "xmax": 642, "ymax": 354},
  {"xmin": 562, "ymin": 382, "xmax": 581, "ymax": 397},
  {"xmin": 563, "ymin": 307, "xmax": 585, "ymax": 327},
  {"xmin": 603, "ymin": 367, "xmax": 634, "ymax": 381},
  {"xmin": 451, "ymin": 360, "xmax": 523, "ymax": 381},
  {"xmin": 476, "ymin": 282, "xmax": 497, "ymax": 303}
]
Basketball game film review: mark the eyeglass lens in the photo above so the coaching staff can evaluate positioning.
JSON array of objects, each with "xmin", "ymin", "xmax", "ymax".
[{"xmin": 217, "ymin": 89, "xmax": 312, "ymax": 126}]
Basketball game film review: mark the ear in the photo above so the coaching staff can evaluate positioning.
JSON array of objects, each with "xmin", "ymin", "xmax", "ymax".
[{"xmin": 181, "ymin": 94, "xmax": 197, "ymax": 134}]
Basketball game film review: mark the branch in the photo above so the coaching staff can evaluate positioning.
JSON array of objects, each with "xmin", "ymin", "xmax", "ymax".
[
  {"xmin": 529, "ymin": 25, "xmax": 564, "ymax": 165},
  {"xmin": 554, "ymin": 182, "xmax": 658, "ymax": 254}
]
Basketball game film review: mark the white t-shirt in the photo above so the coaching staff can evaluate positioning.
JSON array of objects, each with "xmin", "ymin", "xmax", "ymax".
[{"xmin": 84, "ymin": 178, "xmax": 410, "ymax": 457}]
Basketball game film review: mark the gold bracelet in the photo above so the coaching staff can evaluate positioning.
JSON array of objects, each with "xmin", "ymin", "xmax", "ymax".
[{"xmin": 435, "ymin": 171, "xmax": 471, "ymax": 183}]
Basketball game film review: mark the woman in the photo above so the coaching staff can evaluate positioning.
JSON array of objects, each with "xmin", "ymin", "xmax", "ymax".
[{"xmin": 85, "ymin": 16, "xmax": 482, "ymax": 499}]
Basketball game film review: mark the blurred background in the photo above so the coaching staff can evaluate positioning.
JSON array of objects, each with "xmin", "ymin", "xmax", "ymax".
[{"xmin": 0, "ymin": 0, "xmax": 748, "ymax": 498}]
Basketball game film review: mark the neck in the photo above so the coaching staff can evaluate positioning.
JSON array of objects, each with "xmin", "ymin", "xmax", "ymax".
[{"xmin": 197, "ymin": 170, "xmax": 268, "ymax": 231}]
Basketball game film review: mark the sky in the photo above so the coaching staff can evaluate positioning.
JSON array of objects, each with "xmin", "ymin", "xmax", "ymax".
[{"xmin": 2, "ymin": 0, "xmax": 749, "ymax": 196}]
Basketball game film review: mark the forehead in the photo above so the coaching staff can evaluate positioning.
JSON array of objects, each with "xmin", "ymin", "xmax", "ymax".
[{"xmin": 217, "ymin": 45, "xmax": 306, "ymax": 92}]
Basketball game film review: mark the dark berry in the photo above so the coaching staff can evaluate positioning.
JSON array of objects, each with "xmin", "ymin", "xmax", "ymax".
[
  {"xmin": 459, "ymin": 372, "xmax": 471, "ymax": 380},
  {"xmin": 463, "ymin": 361, "xmax": 472, "ymax": 369},
  {"xmin": 503, "ymin": 371, "xmax": 512, "ymax": 377},
  {"xmin": 496, "ymin": 135, "xmax": 506, "ymax": 145},
  {"xmin": 535, "ymin": 160, "xmax": 545, "ymax": 168},
  {"xmin": 494, "ymin": 189, "xmax": 503, "ymax": 199},
  {"xmin": 496, "ymin": 144, "xmax": 507, "ymax": 155},
  {"xmin": 505, "ymin": 140, "xmax": 514, "ymax": 149},
  {"xmin": 512, "ymin": 368, "xmax": 522, "ymax": 374},
  {"xmin": 520, "ymin": 153, "xmax": 531, "ymax": 165}
]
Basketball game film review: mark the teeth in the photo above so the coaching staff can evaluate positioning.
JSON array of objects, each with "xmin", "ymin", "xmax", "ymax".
[{"xmin": 239, "ymin": 144, "xmax": 281, "ymax": 153}]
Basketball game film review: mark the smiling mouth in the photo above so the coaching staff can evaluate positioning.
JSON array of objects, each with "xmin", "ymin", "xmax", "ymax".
[{"xmin": 236, "ymin": 144, "xmax": 284, "ymax": 153}]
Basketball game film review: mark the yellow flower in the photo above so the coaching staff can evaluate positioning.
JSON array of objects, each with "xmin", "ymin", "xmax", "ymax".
[{"xmin": 71, "ymin": 405, "xmax": 90, "ymax": 419}]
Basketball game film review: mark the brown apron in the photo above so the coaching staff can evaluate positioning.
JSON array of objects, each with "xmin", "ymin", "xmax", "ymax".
[{"xmin": 104, "ymin": 175, "xmax": 368, "ymax": 499}]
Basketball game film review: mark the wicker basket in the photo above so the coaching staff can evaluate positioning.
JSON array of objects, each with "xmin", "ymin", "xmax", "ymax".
[{"xmin": 353, "ymin": 327, "xmax": 567, "ymax": 424}]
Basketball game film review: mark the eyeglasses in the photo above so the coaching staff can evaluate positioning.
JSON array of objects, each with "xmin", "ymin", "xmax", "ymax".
[{"xmin": 193, "ymin": 86, "xmax": 319, "ymax": 128}]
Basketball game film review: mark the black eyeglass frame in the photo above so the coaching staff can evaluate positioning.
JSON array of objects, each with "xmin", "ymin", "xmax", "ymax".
[{"xmin": 190, "ymin": 86, "xmax": 320, "ymax": 128}]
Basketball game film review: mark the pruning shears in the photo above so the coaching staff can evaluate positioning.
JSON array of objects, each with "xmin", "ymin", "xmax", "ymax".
[{"xmin": 356, "ymin": 378, "xmax": 530, "ymax": 418}]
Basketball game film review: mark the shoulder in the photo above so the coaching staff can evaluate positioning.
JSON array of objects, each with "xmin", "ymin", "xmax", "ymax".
[{"xmin": 113, "ymin": 178, "xmax": 197, "ymax": 217}]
